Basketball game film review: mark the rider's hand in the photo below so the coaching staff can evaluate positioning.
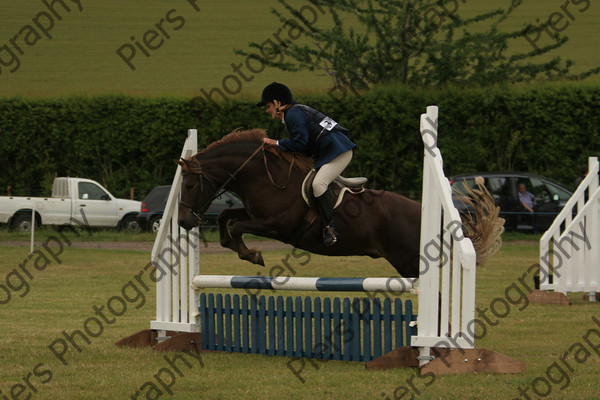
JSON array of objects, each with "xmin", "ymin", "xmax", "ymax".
[{"xmin": 263, "ymin": 138, "xmax": 278, "ymax": 146}]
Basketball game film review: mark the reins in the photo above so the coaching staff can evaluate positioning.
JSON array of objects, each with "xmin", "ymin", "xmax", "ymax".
[{"xmin": 264, "ymin": 147, "xmax": 295, "ymax": 190}]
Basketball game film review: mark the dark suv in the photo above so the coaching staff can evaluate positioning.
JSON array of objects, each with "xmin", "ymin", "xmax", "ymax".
[
  {"xmin": 449, "ymin": 172, "xmax": 572, "ymax": 231},
  {"xmin": 137, "ymin": 185, "xmax": 243, "ymax": 232}
]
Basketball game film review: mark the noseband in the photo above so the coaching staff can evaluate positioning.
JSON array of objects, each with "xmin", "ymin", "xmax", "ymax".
[
  {"xmin": 178, "ymin": 168, "xmax": 221, "ymax": 222},
  {"xmin": 178, "ymin": 144, "xmax": 264, "ymax": 222}
]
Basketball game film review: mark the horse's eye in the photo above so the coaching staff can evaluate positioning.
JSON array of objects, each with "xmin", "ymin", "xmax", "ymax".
[{"xmin": 185, "ymin": 184, "xmax": 194, "ymax": 190}]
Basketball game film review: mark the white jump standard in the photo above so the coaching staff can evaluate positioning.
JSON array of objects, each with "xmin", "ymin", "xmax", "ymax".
[{"xmin": 528, "ymin": 156, "xmax": 599, "ymax": 305}]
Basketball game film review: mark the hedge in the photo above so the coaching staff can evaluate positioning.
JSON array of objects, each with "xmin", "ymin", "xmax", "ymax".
[{"xmin": 1, "ymin": 83, "xmax": 598, "ymax": 200}]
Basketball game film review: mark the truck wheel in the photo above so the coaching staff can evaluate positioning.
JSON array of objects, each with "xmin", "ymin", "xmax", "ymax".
[
  {"xmin": 119, "ymin": 215, "xmax": 141, "ymax": 233},
  {"xmin": 11, "ymin": 212, "xmax": 37, "ymax": 232}
]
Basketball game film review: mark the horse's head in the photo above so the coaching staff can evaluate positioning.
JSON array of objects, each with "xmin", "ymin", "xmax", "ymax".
[
  {"xmin": 176, "ymin": 157, "xmax": 218, "ymax": 230},
  {"xmin": 176, "ymin": 128, "xmax": 312, "ymax": 231}
]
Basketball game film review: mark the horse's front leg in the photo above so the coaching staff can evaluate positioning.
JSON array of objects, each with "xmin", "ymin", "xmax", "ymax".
[
  {"xmin": 228, "ymin": 218, "xmax": 280, "ymax": 266},
  {"xmin": 217, "ymin": 209, "xmax": 278, "ymax": 266},
  {"xmin": 217, "ymin": 208, "xmax": 250, "ymax": 251}
]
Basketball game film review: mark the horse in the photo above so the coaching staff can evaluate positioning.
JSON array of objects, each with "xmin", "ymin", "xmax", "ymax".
[{"xmin": 177, "ymin": 129, "xmax": 503, "ymax": 278}]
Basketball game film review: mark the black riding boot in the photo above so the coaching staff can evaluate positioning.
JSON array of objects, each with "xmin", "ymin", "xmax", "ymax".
[{"xmin": 314, "ymin": 189, "xmax": 339, "ymax": 246}]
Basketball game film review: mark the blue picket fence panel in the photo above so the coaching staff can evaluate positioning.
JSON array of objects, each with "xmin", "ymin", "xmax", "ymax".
[{"xmin": 198, "ymin": 293, "xmax": 417, "ymax": 362}]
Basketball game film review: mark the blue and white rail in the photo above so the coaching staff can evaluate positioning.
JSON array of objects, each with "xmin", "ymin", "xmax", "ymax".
[{"xmin": 192, "ymin": 275, "xmax": 417, "ymax": 292}]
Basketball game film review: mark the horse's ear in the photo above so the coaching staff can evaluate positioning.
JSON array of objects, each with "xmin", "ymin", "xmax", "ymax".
[{"xmin": 175, "ymin": 159, "xmax": 185, "ymax": 167}]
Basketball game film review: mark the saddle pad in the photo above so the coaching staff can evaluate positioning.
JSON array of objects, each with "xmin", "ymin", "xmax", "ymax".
[{"xmin": 301, "ymin": 169, "xmax": 366, "ymax": 209}]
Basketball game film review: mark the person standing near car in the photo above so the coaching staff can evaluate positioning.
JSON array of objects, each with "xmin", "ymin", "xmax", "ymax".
[{"xmin": 257, "ymin": 82, "xmax": 356, "ymax": 247}]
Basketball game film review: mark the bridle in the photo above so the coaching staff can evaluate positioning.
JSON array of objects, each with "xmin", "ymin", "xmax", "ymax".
[
  {"xmin": 179, "ymin": 144, "xmax": 266, "ymax": 222},
  {"xmin": 179, "ymin": 142, "xmax": 297, "ymax": 222},
  {"xmin": 178, "ymin": 145, "xmax": 263, "ymax": 222},
  {"xmin": 178, "ymin": 167, "xmax": 221, "ymax": 222}
]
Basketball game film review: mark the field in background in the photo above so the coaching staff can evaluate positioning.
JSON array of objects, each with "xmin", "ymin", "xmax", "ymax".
[{"xmin": 0, "ymin": 0, "xmax": 598, "ymax": 98}]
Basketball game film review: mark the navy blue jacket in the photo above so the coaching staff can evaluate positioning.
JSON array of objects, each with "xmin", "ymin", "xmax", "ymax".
[{"xmin": 278, "ymin": 104, "xmax": 356, "ymax": 169}]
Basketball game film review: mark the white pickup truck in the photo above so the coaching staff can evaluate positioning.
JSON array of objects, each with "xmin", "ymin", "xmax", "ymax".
[{"xmin": 0, "ymin": 177, "xmax": 142, "ymax": 232}]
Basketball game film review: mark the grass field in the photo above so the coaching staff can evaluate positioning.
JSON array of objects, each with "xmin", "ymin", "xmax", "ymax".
[
  {"xmin": 0, "ymin": 0, "xmax": 598, "ymax": 98},
  {"xmin": 1, "ymin": 230, "xmax": 600, "ymax": 399}
]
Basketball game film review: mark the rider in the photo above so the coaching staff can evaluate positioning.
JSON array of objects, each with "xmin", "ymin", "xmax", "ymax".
[{"xmin": 257, "ymin": 82, "xmax": 357, "ymax": 246}]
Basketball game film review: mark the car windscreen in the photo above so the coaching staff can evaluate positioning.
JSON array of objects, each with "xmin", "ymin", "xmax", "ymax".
[
  {"xmin": 143, "ymin": 186, "xmax": 171, "ymax": 211},
  {"xmin": 451, "ymin": 176, "xmax": 511, "ymax": 197},
  {"xmin": 528, "ymin": 177, "xmax": 571, "ymax": 202}
]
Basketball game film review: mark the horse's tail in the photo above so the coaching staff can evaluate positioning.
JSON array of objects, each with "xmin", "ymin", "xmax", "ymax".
[{"xmin": 456, "ymin": 180, "xmax": 505, "ymax": 266}]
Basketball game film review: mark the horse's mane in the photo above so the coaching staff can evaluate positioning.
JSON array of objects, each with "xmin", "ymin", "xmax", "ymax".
[
  {"xmin": 201, "ymin": 128, "xmax": 267, "ymax": 153},
  {"xmin": 199, "ymin": 128, "xmax": 313, "ymax": 174}
]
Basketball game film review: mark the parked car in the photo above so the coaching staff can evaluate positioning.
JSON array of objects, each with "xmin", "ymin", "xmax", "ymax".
[
  {"xmin": 449, "ymin": 172, "xmax": 572, "ymax": 232},
  {"xmin": 137, "ymin": 185, "xmax": 243, "ymax": 232},
  {"xmin": 0, "ymin": 177, "xmax": 141, "ymax": 232}
]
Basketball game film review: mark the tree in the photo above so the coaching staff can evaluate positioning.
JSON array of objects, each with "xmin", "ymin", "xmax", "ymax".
[{"xmin": 236, "ymin": 0, "xmax": 599, "ymax": 91}]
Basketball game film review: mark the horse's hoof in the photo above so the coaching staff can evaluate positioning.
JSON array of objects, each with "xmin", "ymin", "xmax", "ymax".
[
  {"xmin": 239, "ymin": 250, "xmax": 265, "ymax": 266},
  {"xmin": 254, "ymin": 251, "xmax": 264, "ymax": 266}
]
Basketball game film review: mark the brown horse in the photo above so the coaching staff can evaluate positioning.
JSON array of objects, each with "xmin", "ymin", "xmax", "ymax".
[{"xmin": 177, "ymin": 129, "xmax": 502, "ymax": 277}]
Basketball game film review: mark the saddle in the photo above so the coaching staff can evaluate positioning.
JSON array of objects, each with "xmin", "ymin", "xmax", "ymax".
[
  {"xmin": 301, "ymin": 169, "xmax": 368, "ymax": 209},
  {"xmin": 286, "ymin": 170, "xmax": 367, "ymax": 245}
]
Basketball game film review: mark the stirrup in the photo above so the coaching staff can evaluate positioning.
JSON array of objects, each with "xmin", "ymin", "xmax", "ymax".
[{"xmin": 322, "ymin": 226, "xmax": 339, "ymax": 246}]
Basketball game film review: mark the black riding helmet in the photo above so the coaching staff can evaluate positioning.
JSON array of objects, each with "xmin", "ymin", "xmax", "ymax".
[{"xmin": 256, "ymin": 82, "xmax": 294, "ymax": 107}]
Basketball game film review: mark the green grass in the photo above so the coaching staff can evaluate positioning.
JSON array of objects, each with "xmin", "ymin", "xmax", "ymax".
[
  {"xmin": 0, "ymin": 0, "xmax": 598, "ymax": 98},
  {"xmin": 0, "ymin": 225, "xmax": 212, "ymax": 242},
  {"xmin": 0, "ymin": 225, "xmax": 284, "ymax": 243},
  {"xmin": 1, "ymin": 238, "xmax": 599, "ymax": 399},
  {"xmin": 0, "ymin": 224, "xmax": 539, "ymax": 243}
]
